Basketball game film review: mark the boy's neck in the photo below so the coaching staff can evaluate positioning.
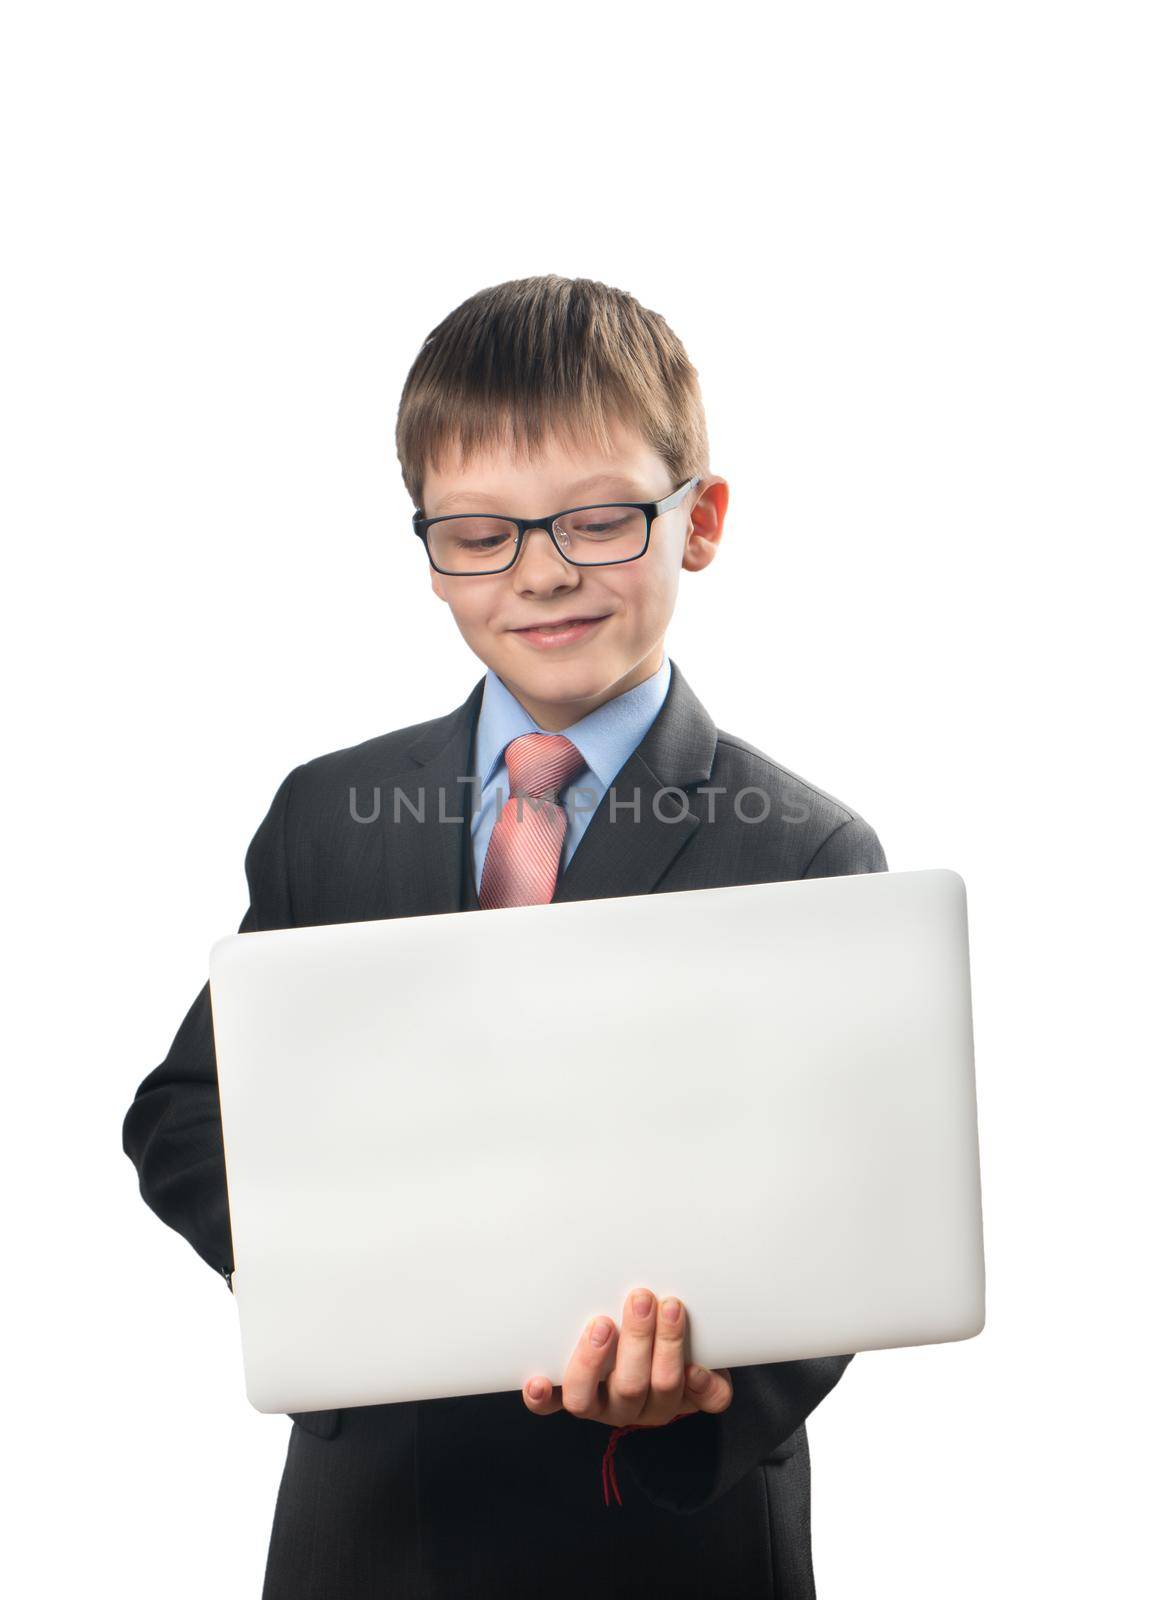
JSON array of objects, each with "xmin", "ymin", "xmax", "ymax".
[{"xmin": 502, "ymin": 646, "xmax": 666, "ymax": 731}]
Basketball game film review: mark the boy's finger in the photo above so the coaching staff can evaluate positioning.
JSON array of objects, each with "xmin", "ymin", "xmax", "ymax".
[
  {"xmin": 644, "ymin": 1296, "xmax": 687, "ymax": 1415},
  {"xmin": 522, "ymin": 1376, "xmax": 564, "ymax": 1415},
  {"xmin": 685, "ymin": 1364, "xmax": 735, "ymax": 1415},
  {"xmin": 604, "ymin": 1288, "xmax": 657, "ymax": 1421},
  {"xmin": 557, "ymin": 1316, "xmax": 616, "ymax": 1420}
]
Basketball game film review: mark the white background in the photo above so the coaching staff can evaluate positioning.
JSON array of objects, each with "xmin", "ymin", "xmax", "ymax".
[{"xmin": 4, "ymin": 2, "xmax": 1147, "ymax": 1594}]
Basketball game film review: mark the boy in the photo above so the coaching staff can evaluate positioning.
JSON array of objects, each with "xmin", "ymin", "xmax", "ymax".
[{"xmin": 123, "ymin": 274, "xmax": 887, "ymax": 1598}]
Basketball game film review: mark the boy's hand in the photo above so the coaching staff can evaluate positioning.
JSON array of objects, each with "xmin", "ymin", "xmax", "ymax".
[{"xmin": 522, "ymin": 1287, "xmax": 733, "ymax": 1427}]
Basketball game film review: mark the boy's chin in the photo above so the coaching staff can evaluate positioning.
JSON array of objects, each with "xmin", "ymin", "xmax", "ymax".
[{"xmin": 488, "ymin": 640, "xmax": 622, "ymax": 693}]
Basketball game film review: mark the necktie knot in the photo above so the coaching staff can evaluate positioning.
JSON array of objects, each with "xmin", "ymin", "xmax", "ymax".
[{"xmin": 503, "ymin": 732, "xmax": 587, "ymax": 802}]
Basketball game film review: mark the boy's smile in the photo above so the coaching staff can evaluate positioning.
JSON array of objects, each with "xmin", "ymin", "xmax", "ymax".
[{"xmin": 422, "ymin": 418, "xmax": 727, "ymax": 731}]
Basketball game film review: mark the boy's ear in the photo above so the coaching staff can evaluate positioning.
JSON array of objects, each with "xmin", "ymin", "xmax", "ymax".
[{"xmin": 682, "ymin": 476, "xmax": 728, "ymax": 573}]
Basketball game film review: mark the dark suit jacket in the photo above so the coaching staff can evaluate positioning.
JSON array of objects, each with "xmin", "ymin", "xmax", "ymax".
[{"xmin": 122, "ymin": 657, "xmax": 887, "ymax": 1599}]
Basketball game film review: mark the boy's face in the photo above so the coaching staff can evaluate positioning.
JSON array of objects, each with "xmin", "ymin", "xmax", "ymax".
[{"xmin": 422, "ymin": 419, "xmax": 726, "ymax": 731}]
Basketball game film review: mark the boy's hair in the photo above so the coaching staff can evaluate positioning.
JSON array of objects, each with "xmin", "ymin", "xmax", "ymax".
[{"xmin": 395, "ymin": 274, "xmax": 709, "ymax": 510}]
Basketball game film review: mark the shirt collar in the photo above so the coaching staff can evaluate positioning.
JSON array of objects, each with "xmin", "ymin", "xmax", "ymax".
[{"xmin": 474, "ymin": 651, "xmax": 673, "ymax": 792}]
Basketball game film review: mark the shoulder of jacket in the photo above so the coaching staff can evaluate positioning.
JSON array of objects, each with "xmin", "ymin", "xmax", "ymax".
[
  {"xmin": 711, "ymin": 729, "xmax": 862, "ymax": 829},
  {"xmin": 285, "ymin": 706, "xmax": 459, "ymax": 792}
]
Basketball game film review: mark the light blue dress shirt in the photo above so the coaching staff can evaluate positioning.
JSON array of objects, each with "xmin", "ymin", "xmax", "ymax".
[{"xmin": 470, "ymin": 651, "xmax": 673, "ymax": 891}]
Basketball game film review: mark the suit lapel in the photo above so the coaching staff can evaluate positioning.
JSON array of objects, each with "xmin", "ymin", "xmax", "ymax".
[
  {"xmin": 377, "ymin": 676, "xmax": 486, "ymax": 922},
  {"xmin": 552, "ymin": 659, "xmax": 717, "ymax": 903},
  {"xmin": 379, "ymin": 657, "xmax": 718, "ymax": 919}
]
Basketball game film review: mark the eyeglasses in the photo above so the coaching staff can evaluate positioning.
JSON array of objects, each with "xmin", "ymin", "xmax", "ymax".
[{"xmin": 412, "ymin": 476, "xmax": 701, "ymax": 576}]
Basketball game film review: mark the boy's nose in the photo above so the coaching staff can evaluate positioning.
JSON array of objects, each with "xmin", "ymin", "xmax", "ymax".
[{"xmin": 512, "ymin": 525, "xmax": 576, "ymax": 587}]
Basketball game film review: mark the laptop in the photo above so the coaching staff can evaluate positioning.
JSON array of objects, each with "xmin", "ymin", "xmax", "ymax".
[{"xmin": 208, "ymin": 866, "xmax": 985, "ymax": 1415}]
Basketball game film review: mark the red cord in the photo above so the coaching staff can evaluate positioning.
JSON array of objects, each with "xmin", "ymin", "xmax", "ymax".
[{"xmin": 601, "ymin": 1412, "xmax": 692, "ymax": 1506}]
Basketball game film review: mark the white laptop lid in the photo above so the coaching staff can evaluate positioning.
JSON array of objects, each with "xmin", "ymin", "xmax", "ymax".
[{"xmin": 208, "ymin": 866, "xmax": 984, "ymax": 1415}]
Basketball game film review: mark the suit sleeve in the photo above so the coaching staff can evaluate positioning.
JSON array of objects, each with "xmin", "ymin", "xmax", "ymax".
[
  {"xmin": 800, "ymin": 814, "xmax": 888, "ymax": 880},
  {"xmin": 617, "ymin": 813, "xmax": 887, "ymax": 1513},
  {"xmin": 121, "ymin": 766, "xmax": 299, "ymax": 1290}
]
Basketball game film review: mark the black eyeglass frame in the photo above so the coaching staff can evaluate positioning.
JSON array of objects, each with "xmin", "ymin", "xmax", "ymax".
[{"xmin": 411, "ymin": 476, "xmax": 702, "ymax": 575}]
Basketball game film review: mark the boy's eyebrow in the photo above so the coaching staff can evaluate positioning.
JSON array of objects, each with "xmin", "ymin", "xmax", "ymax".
[{"xmin": 432, "ymin": 473, "xmax": 647, "ymax": 513}]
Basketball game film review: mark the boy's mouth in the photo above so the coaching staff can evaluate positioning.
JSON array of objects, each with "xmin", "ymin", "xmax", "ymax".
[{"xmin": 509, "ymin": 615, "xmax": 609, "ymax": 647}]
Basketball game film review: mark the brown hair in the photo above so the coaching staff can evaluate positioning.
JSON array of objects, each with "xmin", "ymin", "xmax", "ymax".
[{"xmin": 395, "ymin": 274, "xmax": 709, "ymax": 509}]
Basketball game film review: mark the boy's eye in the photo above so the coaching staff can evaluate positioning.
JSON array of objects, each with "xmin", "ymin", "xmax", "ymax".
[
  {"xmin": 459, "ymin": 536, "xmax": 508, "ymax": 551},
  {"xmin": 568, "ymin": 517, "xmax": 628, "ymax": 536},
  {"xmin": 441, "ymin": 519, "xmax": 515, "ymax": 553},
  {"xmin": 556, "ymin": 507, "xmax": 644, "ymax": 541}
]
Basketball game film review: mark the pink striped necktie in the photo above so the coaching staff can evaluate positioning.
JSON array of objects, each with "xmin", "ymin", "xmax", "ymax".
[{"xmin": 478, "ymin": 732, "xmax": 588, "ymax": 909}]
